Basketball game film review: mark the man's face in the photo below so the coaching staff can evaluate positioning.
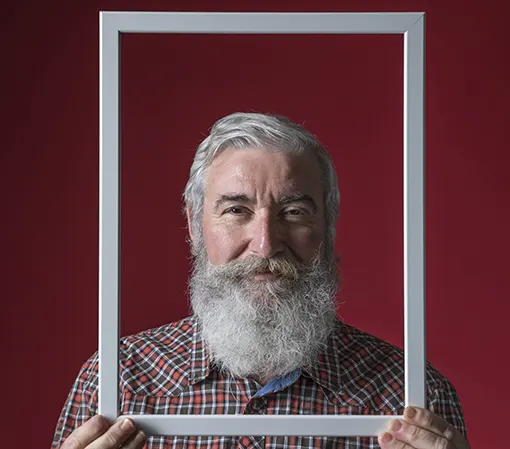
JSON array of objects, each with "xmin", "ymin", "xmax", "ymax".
[
  {"xmin": 188, "ymin": 147, "xmax": 338, "ymax": 383},
  {"xmin": 199, "ymin": 147, "xmax": 326, "ymax": 269}
]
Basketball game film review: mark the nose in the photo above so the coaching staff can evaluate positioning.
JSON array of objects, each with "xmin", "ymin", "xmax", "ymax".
[{"xmin": 247, "ymin": 212, "xmax": 284, "ymax": 259}]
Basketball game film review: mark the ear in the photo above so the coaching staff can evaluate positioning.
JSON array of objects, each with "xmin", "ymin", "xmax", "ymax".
[{"xmin": 186, "ymin": 207, "xmax": 195, "ymax": 243}]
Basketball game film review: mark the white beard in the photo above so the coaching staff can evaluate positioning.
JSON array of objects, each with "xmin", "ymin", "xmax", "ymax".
[{"xmin": 189, "ymin": 248, "xmax": 339, "ymax": 383}]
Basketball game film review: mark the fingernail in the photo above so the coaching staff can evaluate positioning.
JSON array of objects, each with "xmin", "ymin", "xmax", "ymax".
[
  {"xmin": 121, "ymin": 419, "xmax": 134, "ymax": 431},
  {"xmin": 381, "ymin": 433, "xmax": 393, "ymax": 444},
  {"xmin": 390, "ymin": 420, "xmax": 402, "ymax": 432},
  {"xmin": 91, "ymin": 415, "xmax": 107, "ymax": 430},
  {"xmin": 136, "ymin": 430, "xmax": 147, "ymax": 441},
  {"xmin": 406, "ymin": 407, "xmax": 416, "ymax": 419}
]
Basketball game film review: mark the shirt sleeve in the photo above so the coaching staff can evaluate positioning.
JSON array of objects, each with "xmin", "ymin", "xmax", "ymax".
[
  {"xmin": 427, "ymin": 373, "xmax": 468, "ymax": 442},
  {"xmin": 51, "ymin": 352, "xmax": 99, "ymax": 448}
]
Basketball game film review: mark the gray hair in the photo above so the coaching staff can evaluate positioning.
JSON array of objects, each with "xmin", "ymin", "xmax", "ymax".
[{"xmin": 183, "ymin": 112, "xmax": 340, "ymax": 257}]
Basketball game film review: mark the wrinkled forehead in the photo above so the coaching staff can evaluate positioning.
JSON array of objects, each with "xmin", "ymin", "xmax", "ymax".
[{"xmin": 204, "ymin": 146, "xmax": 324, "ymax": 204}]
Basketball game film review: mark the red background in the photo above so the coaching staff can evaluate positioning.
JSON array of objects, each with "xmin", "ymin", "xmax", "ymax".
[{"xmin": 2, "ymin": 1, "xmax": 509, "ymax": 448}]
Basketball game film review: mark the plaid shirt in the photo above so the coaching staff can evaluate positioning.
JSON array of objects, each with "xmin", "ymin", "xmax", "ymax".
[{"xmin": 52, "ymin": 316, "xmax": 467, "ymax": 449}]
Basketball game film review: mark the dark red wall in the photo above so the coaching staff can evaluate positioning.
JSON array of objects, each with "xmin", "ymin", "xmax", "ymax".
[{"xmin": 2, "ymin": 1, "xmax": 508, "ymax": 447}]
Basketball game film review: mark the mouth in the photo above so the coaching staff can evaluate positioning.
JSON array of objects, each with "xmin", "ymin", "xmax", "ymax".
[{"xmin": 250, "ymin": 270, "xmax": 279, "ymax": 280}]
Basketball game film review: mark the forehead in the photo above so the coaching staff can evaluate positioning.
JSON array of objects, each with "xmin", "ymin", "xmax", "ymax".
[{"xmin": 204, "ymin": 147, "xmax": 323, "ymax": 199}]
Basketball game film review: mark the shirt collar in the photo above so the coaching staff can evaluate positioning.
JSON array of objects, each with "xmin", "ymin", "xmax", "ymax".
[
  {"xmin": 188, "ymin": 315, "xmax": 211, "ymax": 384},
  {"xmin": 301, "ymin": 318, "xmax": 347, "ymax": 398}
]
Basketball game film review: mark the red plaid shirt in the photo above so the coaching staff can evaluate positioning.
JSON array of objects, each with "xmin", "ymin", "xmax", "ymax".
[{"xmin": 52, "ymin": 316, "xmax": 467, "ymax": 448}]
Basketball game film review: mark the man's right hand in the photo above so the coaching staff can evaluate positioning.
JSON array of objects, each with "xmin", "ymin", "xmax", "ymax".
[{"xmin": 61, "ymin": 415, "xmax": 147, "ymax": 449}]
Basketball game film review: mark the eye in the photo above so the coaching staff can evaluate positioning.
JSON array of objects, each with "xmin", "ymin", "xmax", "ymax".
[
  {"xmin": 224, "ymin": 206, "xmax": 246, "ymax": 215},
  {"xmin": 283, "ymin": 208, "xmax": 306, "ymax": 217}
]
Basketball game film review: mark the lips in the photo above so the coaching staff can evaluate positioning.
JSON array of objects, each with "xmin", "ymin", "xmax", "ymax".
[{"xmin": 250, "ymin": 270, "xmax": 279, "ymax": 280}]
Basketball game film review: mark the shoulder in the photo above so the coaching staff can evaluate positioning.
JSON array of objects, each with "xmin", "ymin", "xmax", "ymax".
[
  {"xmin": 77, "ymin": 316, "xmax": 196, "ymax": 397},
  {"xmin": 328, "ymin": 321, "xmax": 463, "ymax": 413},
  {"xmin": 119, "ymin": 316, "xmax": 195, "ymax": 396},
  {"xmin": 120, "ymin": 316, "xmax": 195, "ymax": 360}
]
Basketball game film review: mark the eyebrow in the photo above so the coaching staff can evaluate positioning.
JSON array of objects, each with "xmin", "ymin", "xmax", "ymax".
[
  {"xmin": 214, "ymin": 193, "xmax": 318, "ymax": 213},
  {"xmin": 214, "ymin": 194, "xmax": 251, "ymax": 212},
  {"xmin": 279, "ymin": 193, "xmax": 318, "ymax": 213}
]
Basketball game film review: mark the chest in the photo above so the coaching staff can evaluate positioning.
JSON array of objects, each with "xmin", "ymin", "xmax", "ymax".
[{"xmin": 121, "ymin": 382, "xmax": 383, "ymax": 449}]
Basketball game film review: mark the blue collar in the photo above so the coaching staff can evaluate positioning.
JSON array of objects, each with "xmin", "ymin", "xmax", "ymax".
[{"xmin": 252, "ymin": 367, "xmax": 302, "ymax": 398}]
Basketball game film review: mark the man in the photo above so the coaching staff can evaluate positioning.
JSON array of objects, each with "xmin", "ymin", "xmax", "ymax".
[{"xmin": 52, "ymin": 113, "xmax": 470, "ymax": 449}]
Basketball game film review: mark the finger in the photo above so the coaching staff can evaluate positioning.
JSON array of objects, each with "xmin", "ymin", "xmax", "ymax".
[
  {"xmin": 382, "ymin": 418, "xmax": 450, "ymax": 449},
  {"xmin": 87, "ymin": 418, "xmax": 137, "ymax": 449},
  {"xmin": 61, "ymin": 415, "xmax": 109, "ymax": 449},
  {"xmin": 378, "ymin": 431, "xmax": 414, "ymax": 449},
  {"xmin": 122, "ymin": 430, "xmax": 148, "ymax": 449},
  {"xmin": 403, "ymin": 407, "xmax": 469, "ymax": 448}
]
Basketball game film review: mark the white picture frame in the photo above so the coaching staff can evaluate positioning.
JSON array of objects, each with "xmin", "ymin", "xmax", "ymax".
[{"xmin": 99, "ymin": 11, "xmax": 425, "ymax": 437}]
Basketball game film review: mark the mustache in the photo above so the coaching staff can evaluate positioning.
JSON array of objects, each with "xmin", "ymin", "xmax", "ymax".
[{"xmin": 207, "ymin": 256, "xmax": 306, "ymax": 281}]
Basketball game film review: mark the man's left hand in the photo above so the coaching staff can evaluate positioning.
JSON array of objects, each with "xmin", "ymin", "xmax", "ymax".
[{"xmin": 378, "ymin": 406, "xmax": 470, "ymax": 449}]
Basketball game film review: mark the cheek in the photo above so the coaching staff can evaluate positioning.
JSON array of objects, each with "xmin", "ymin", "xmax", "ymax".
[
  {"xmin": 203, "ymin": 224, "xmax": 246, "ymax": 265},
  {"xmin": 286, "ymin": 226, "xmax": 325, "ymax": 259}
]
